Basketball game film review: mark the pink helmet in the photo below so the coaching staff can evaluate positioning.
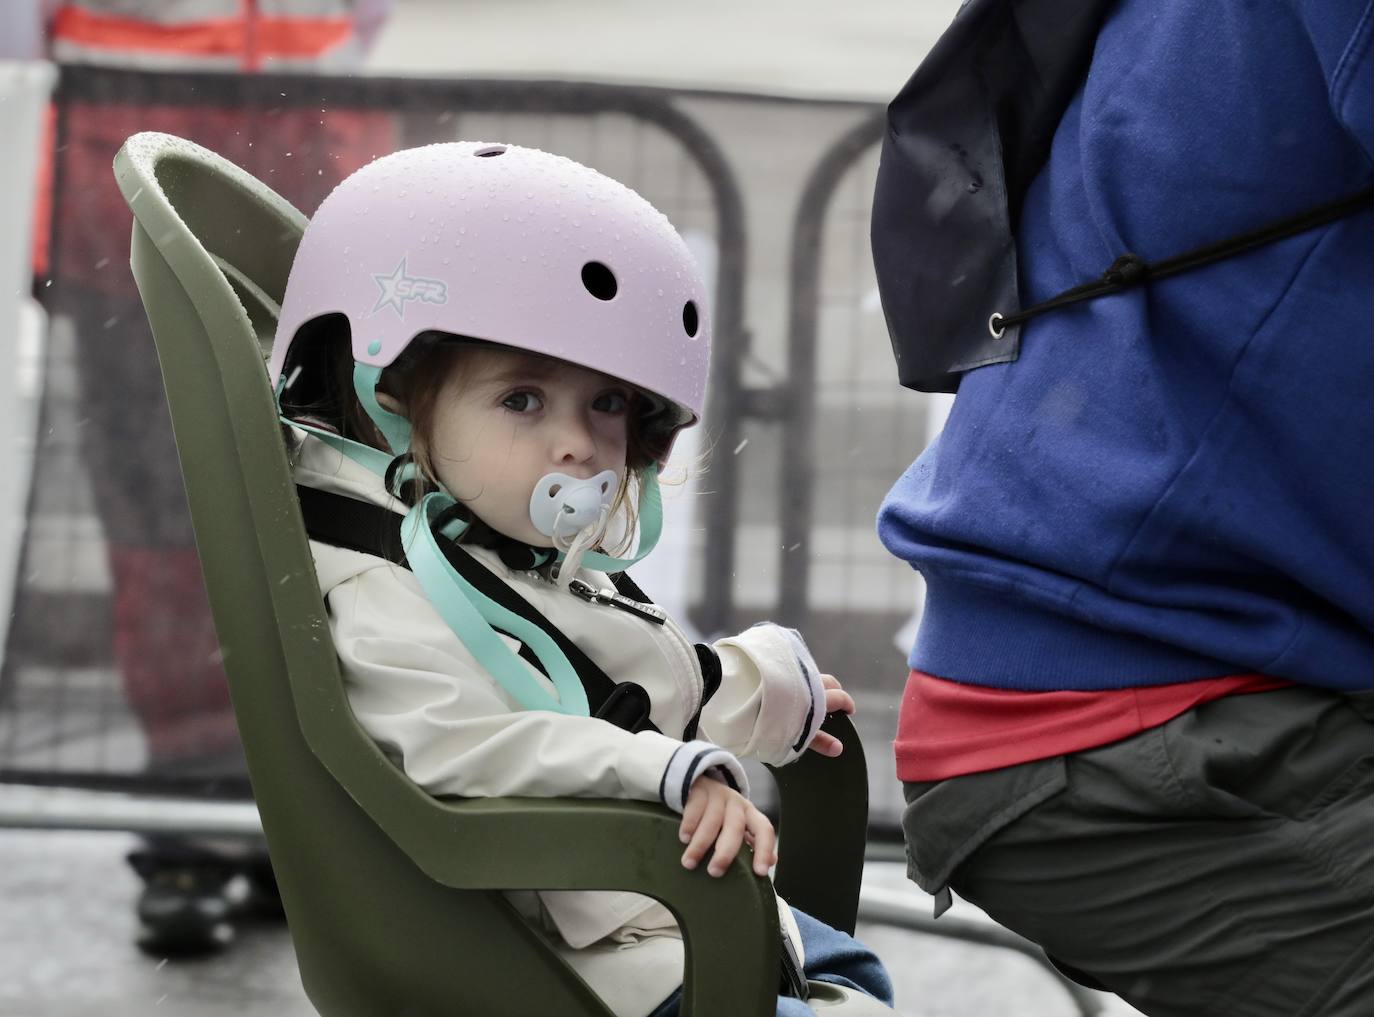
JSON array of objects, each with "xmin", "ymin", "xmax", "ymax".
[{"xmin": 271, "ymin": 141, "xmax": 711, "ymax": 430}]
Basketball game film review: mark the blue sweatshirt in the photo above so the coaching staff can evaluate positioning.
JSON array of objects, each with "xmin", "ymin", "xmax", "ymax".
[{"xmin": 878, "ymin": 0, "xmax": 1374, "ymax": 692}]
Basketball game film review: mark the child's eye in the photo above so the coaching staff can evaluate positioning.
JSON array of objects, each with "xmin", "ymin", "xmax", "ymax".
[
  {"xmin": 593, "ymin": 391, "xmax": 629, "ymax": 414},
  {"xmin": 502, "ymin": 391, "xmax": 543, "ymax": 412}
]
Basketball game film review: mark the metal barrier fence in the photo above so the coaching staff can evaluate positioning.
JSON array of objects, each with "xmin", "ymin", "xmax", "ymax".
[
  {"xmin": 0, "ymin": 67, "xmax": 945, "ymax": 831},
  {"xmin": 0, "ymin": 66, "xmax": 748, "ymax": 799}
]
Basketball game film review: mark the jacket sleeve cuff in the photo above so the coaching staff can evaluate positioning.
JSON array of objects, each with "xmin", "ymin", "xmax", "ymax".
[
  {"xmin": 710, "ymin": 623, "xmax": 827, "ymax": 765},
  {"xmin": 777, "ymin": 627, "xmax": 827, "ymax": 757},
  {"xmin": 658, "ymin": 740, "xmax": 750, "ymax": 813}
]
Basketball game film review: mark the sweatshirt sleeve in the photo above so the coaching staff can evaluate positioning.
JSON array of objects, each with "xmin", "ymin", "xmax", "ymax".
[
  {"xmin": 698, "ymin": 623, "xmax": 827, "ymax": 766},
  {"xmin": 326, "ymin": 561, "xmax": 747, "ymax": 811}
]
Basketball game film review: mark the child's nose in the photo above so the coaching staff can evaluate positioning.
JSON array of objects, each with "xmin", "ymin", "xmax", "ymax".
[{"xmin": 553, "ymin": 413, "xmax": 597, "ymax": 465}]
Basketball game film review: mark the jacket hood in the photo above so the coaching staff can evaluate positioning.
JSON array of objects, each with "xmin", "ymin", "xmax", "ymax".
[{"xmin": 291, "ymin": 429, "xmax": 407, "ymax": 515}]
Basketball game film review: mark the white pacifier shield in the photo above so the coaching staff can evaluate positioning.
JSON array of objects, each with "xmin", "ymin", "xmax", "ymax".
[{"xmin": 529, "ymin": 469, "xmax": 619, "ymax": 539}]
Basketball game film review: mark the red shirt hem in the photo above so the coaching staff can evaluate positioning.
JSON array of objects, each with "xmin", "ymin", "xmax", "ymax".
[{"xmin": 895, "ymin": 670, "xmax": 1291, "ymax": 782}]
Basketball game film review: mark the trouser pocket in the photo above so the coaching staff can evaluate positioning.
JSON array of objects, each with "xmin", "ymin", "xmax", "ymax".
[{"xmin": 900, "ymin": 755, "xmax": 1067, "ymax": 913}]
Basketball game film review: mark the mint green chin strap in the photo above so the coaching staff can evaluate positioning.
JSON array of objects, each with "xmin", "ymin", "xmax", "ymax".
[
  {"xmin": 352, "ymin": 363, "xmax": 412, "ymax": 459},
  {"xmin": 402, "ymin": 493, "xmax": 591, "ymax": 716},
  {"xmin": 395, "ymin": 473, "xmax": 660, "ymax": 715},
  {"xmin": 579, "ymin": 465, "xmax": 663, "ymax": 572}
]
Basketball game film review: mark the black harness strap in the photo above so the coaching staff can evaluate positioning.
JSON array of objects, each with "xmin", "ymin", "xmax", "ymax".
[
  {"xmin": 606, "ymin": 570, "xmax": 652, "ymax": 605},
  {"xmin": 296, "ymin": 483, "xmax": 407, "ymax": 563},
  {"xmin": 606, "ymin": 570, "xmax": 723, "ymax": 741},
  {"xmin": 296, "ymin": 485, "xmax": 660, "ymax": 735}
]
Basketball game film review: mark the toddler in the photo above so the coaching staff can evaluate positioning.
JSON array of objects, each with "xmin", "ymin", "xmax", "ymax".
[{"xmin": 270, "ymin": 141, "xmax": 895, "ymax": 1017}]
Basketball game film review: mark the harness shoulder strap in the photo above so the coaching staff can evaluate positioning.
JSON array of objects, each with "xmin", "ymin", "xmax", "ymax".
[
  {"xmin": 296, "ymin": 485, "xmax": 660, "ymax": 734},
  {"xmin": 296, "ymin": 483, "xmax": 407, "ymax": 564},
  {"xmin": 607, "ymin": 570, "xmax": 651, "ymax": 604},
  {"xmin": 608, "ymin": 571, "xmax": 722, "ymax": 740}
]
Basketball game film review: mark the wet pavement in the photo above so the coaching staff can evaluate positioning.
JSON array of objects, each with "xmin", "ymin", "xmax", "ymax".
[
  {"xmin": 0, "ymin": 824, "xmax": 1138, "ymax": 1017},
  {"xmin": 0, "ymin": 828, "xmax": 311, "ymax": 1017}
]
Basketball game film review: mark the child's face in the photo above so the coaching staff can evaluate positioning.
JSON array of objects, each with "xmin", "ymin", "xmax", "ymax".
[{"xmin": 426, "ymin": 348, "xmax": 632, "ymax": 547}]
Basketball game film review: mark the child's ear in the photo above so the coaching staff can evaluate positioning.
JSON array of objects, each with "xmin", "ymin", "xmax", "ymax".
[{"xmin": 376, "ymin": 391, "xmax": 407, "ymax": 416}]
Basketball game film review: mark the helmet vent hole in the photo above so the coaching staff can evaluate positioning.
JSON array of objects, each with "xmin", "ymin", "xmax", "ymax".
[
  {"xmin": 474, "ymin": 146, "xmax": 507, "ymax": 158},
  {"xmin": 581, "ymin": 262, "xmax": 618, "ymax": 301},
  {"xmin": 682, "ymin": 300, "xmax": 699, "ymax": 337}
]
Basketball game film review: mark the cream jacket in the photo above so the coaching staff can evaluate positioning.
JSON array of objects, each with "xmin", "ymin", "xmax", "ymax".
[{"xmin": 292, "ymin": 434, "xmax": 826, "ymax": 1017}]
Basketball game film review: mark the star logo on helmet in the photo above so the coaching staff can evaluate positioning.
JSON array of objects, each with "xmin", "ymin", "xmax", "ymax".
[{"xmin": 371, "ymin": 257, "xmax": 448, "ymax": 319}]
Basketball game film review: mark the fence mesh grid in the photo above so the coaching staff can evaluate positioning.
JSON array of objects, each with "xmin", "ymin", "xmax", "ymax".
[
  {"xmin": 0, "ymin": 70, "xmax": 727, "ymax": 797},
  {"xmin": 1, "ymin": 69, "xmax": 937, "ymax": 830}
]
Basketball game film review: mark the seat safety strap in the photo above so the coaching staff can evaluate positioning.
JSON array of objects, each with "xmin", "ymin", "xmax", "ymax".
[
  {"xmin": 605, "ymin": 570, "xmax": 722, "ymax": 741},
  {"xmin": 295, "ymin": 485, "xmax": 661, "ymax": 734}
]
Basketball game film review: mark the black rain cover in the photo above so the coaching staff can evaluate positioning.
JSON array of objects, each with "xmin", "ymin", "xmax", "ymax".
[{"xmin": 871, "ymin": 0, "xmax": 1116, "ymax": 392}]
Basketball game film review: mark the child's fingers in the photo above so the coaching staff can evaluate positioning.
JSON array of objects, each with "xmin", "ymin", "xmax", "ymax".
[
  {"xmin": 707, "ymin": 802, "xmax": 747, "ymax": 877},
  {"xmin": 681, "ymin": 791, "xmax": 725, "ymax": 870},
  {"xmin": 825, "ymin": 687, "xmax": 856, "ymax": 715},
  {"xmin": 679, "ymin": 788, "xmax": 706, "ymax": 843},
  {"xmin": 807, "ymin": 731, "xmax": 843, "ymax": 757},
  {"xmin": 747, "ymin": 809, "xmax": 777, "ymax": 876},
  {"xmin": 820, "ymin": 673, "xmax": 842, "ymax": 690}
]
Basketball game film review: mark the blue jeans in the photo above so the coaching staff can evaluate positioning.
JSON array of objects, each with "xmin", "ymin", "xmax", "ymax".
[{"xmin": 648, "ymin": 907, "xmax": 894, "ymax": 1017}]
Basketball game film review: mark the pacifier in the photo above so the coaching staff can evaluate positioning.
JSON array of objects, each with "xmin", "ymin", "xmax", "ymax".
[{"xmin": 529, "ymin": 469, "xmax": 619, "ymax": 542}]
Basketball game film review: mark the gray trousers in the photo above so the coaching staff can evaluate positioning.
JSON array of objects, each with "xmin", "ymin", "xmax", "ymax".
[{"xmin": 901, "ymin": 687, "xmax": 1374, "ymax": 1017}]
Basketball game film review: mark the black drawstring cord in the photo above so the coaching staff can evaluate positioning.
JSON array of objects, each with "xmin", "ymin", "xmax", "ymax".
[{"xmin": 989, "ymin": 184, "xmax": 1374, "ymax": 338}]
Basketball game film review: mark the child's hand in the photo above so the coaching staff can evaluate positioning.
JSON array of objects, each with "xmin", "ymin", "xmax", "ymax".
[
  {"xmin": 807, "ymin": 674, "xmax": 856, "ymax": 758},
  {"xmin": 679, "ymin": 779, "xmax": 777, "ymax": 878}
]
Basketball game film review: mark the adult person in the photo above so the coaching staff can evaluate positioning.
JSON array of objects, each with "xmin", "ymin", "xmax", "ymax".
[
  {"xmin": 871, "ymin": 1, "xmax": 1374, "ymax": 1014},
  {"xmin": 7, "ymin": 0, "xmax": 394, "ymax": 956}
]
